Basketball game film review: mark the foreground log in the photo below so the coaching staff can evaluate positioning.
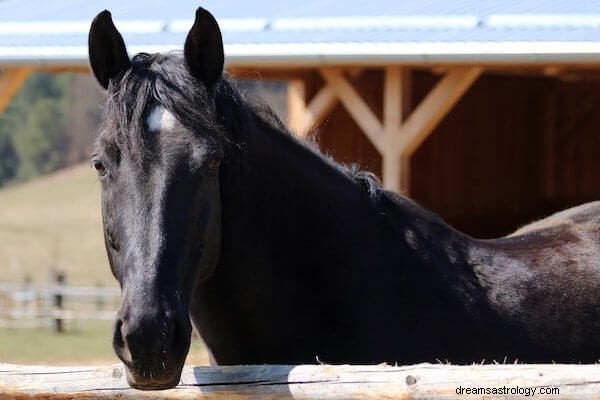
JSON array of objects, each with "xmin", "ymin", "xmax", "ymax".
[{"xmin": 1, "ymin": 362, "xmax": 600, "ymax": 399}]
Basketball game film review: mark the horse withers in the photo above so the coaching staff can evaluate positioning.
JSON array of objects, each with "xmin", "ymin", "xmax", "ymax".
[{"xmin": 88, "ymin": 7, "xmax": 600, "ymax": 390}]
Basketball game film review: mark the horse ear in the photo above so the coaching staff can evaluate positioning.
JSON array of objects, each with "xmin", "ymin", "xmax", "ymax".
[
  {"xmin": 184, "ymin": 7, "xmax": 224, "ymax": 89},
  {"xmin": 88, "ymin": 10, "xmax": 131, "ymax": 90}
]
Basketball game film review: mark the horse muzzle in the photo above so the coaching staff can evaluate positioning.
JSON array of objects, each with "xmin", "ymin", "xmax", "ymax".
[{"xmin": 113, "ymin": 303, "xmax": 192, "ymax": 390}]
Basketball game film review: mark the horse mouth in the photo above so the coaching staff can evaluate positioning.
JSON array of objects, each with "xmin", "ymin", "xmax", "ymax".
[{"xmin": 124, "ymin": 362, "xmax": 184, "ymax": 390}]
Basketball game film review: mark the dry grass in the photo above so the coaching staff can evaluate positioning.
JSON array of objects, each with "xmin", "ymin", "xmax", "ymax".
[
  {"xmin": 0, "ymin": 164, "xmax": 114, "ymax": 286},
  {"xmin": 0, "ymin": 166, "xmax": 213, "ymax": 365}
]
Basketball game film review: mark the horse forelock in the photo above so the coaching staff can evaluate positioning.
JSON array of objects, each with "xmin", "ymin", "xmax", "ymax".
[{"xmin": 97, "ymin": 52, "xmax": 226, "ymax": 164}]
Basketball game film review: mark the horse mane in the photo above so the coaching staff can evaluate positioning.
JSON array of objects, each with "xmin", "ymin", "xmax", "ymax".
[
  {"xmin": 212, "ymin": 72, "xmax": 390, "ymax": 203},
  {"xmin": 98, "ymin": 52, "xmax": 227, "ymax": 163},
  {"xmin": 98, "ymin": 51, "xmax": 401, "ymax": 207}
]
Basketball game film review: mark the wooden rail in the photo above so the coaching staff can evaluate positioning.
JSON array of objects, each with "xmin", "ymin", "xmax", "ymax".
[
  {"xmin": 0, "ymin": 283, "xmax": 120, "ymax": 329},
  {"xmin": 1, "ymin": 362, "xmax": 600, "ymax": 399}
]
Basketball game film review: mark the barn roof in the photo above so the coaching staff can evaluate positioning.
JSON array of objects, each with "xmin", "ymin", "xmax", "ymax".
[{"xmin": 1, "ymin": 0, "xmax": 600, "ymax": 67}]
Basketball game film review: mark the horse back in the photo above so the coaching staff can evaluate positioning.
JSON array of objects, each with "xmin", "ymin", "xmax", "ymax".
[{"xmin": 472, "ymin": 201, "xmax": 600, "ymax": 360}]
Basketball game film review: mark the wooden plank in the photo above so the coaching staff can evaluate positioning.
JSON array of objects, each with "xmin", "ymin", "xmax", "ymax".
[
  {"xmin": 382, "ymin": 153, "xmax": 401, "ymax": 194},
  {"xmin": 36, "ymin": 66, "xmax": 91, "ymax": 74},
  {"xmin": 301, "ymin": 85, "xmax": 338, "ymax": 136},
  {"xmin": 382, "ymin": 67, "xmax": 412, "ymax": 193},
  {"xmin": 400, "ymin": 155, "xmax": 411, "ymax": 194},
  {"xmin": 382, "ymin": 155, "xmax": 412, "ymax": 194},
  {"xmin": 287, "ymin": 80, "xmax": 307, "ymax": 136},
  {"xmin": 0, "ymin": 67, "xmax": 32, "ymax": 115},
  {"xmin": 395, "ymin": 67, "xmax": 482, "ymax": 157},
  {"xmin": 301, "ymin": 69, "xmax": 363, "ymax": 137},
  {"xmin": 1, "ymin": 362, "xmax": 600, "ymax": 399},
  {"xmin": 320, "ymin": 68, "xmax": 385, "ymax": 154},
  {"xmin": 383, "ymin": 66, "xmax": 403, "ymax": 131}
]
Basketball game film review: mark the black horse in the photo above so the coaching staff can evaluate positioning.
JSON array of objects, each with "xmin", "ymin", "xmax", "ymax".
[{"xmin": 88, "ymin": 8, "xmax": 600, "ymax": 390}]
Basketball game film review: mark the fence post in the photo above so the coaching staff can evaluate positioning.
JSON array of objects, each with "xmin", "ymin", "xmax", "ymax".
[
  {"xmin": 95, "ymin": 281, "xmax": 105, "ymax": 312},
  {"xmin": 53, "ymin": 271, "xmax": 65, "ymax": 333}
]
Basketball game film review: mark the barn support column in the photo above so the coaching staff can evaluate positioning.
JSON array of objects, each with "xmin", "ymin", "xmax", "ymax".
[
  {"xmin": 381, "ymin": 66, "xmax": 482, "ymax": 194},
  {"xmin": 320, "ymin": 68, "xmax": 385, "ymax": 153},
  {"xmin": 381, "ymin": 67, "xmax": 411, "ymax": 193},
  {"xmin": 315, "ymin": 66, "xmax": 481, "ymax": 194},
  {"xmin": 0, "ymin": 67, "xmax": 32, "ymax": 116},
  {"xmin": 297, "ymin": 69, "xmax": 363, "ymax": 137},
  {"xmin": 287, "ymin": 80, "xmax": 307, "ymax": 137}
]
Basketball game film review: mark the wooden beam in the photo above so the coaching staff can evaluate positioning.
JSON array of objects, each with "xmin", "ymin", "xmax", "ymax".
[
  {"xmin": 301, "ymin": 69, "xmax": 363, "ymax": 137},
  {"xmin": 320, "ymin": 68, "xmax": 385, "ymax": 154},
  {"xmin": 400, "ymin": 155, "xmax": 411, "ymax": 194},
  {"xmin": 0, "ymin": 67, "xmax": 32, "ymax": 115},
  {"xmin": 382, "ymin": 67, "xmax": 412, "ymax": 193},
  {"xmin": 395, "ymin": 67, "xmax": 482, "ymax": 157},
  {"xmin": 1, "ymin": 362, "xmax": 599, "ymax": 399},
  {"xmin": 383, "ymin": 66, "xmax": 403, "ymax": 131},
  {"xmin": 382, "ymin": 153, "xmax": 401, "ymax": 194},
  {"xmin": 287, "ymin": 80, "xmax": 307, "ymax": 136},
  {"xmin": 301, "ymin": 85, "xmax": 338, "ymax": 137},
  {"xmin": 382, "ymin": 154, "xmax": 411, "ymax": 195},
  {"xmin": 36, "ymin": 65, "xmax": 90, "ymax": 74}
]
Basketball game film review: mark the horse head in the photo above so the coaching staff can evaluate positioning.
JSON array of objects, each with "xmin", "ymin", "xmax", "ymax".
[{"xmin": 88, "ymin": 8, "xmax": 225, "ymax": 389}]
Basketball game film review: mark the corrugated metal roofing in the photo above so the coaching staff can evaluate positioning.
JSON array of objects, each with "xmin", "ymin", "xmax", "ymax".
[{"xmin": 1, "ymin": 0, "xmax": 600, "ymax": 66}]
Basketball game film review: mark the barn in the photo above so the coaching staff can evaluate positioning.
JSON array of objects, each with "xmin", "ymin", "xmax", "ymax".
[{"xmin": 0, "ymin": 0, "xmax": 599, "ymax": 237}]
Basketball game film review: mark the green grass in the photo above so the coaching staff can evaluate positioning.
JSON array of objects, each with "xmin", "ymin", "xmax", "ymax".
[
  {"xmin": 0, "ymin": 164, "xmax": 114, "ymax": 286},
  {"xmin": 0, "ymin": 165, "xmax": 210, "ymax": 365},
  {"xmin": 0, "ymin": 320, "xmax": 210, "ymax": 366},
  {"xmin": 0, "ymin": 321, "xmax": 115, "ymax": 365}
]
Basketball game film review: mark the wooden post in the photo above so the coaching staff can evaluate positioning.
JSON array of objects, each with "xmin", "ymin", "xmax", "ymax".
[
  {"xmin": 382, "ymin": 153, "xmax": 401, "ymax": 194},
  {"xmin": 301, "ymin": 69, "xmax": 362, "ymax": 137},
  {"xmin": 0, "ymin": 67, "xmax": 32, "ymax": 115},
  {"xmin": 313, "ymin": 66, "xmax": 479, "ymax": 195},
  {"xmin": 287, "ymin": 80, "xmax": 307, "ymax": 136},
  {"xmin": 394, "ymin": 67, "xmax": 482, "ymax": 157},
  {"xmin": 301, "ymin": 85, "xmax": 338, "ymax": 137},
  {"xmin": 382, "ymin": 67, "xmax": 409, "ymax": 193},
  {"xmin": 1, "ymin": 362, "xmax": 599, "ymax": 399},
  {"xmin": 320, "ymin": 68, "xmax": 385, "ymax": 154},
  {"xmin": 383, "ymin": 67, "xmax": 480, "ymax": 193},
  {"xmin": 52, "ymin": 271, "xmax": 65, "ymax": 333},
  {"xmin": 95, "ymin": 281, "xmax": 105, "ymax": 312}
]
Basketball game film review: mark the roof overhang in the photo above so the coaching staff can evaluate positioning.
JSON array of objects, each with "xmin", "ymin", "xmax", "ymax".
[{"xmin": 2, "ymin": 41, "xmax": 600, "ymax": 69}]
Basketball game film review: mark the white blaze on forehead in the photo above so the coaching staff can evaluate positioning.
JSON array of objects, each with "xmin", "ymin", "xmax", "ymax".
[{"xmin": 146, "ymin": 105, "xmax": 178, "ymax": 133}]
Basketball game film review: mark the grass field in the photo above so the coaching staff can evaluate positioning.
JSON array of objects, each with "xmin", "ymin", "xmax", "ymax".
[
  {"xmin": 0, "ymin": 320, "xmax": 210, "ymax": 366},
  {"xmin": 0, "ymin": 165, "xmax": 211, "ymax": 365},
  {"xmin": 0, "ymin": 321, "xmax": 115, "ymax": 365},
  {"xmin": 0, "ymin": 164, "xmax": 114, "ymax": 286}
]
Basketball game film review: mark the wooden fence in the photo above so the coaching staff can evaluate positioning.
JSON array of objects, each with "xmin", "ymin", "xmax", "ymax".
[
  {"xmin": 0, "ymin": 282, "xmax": 120, "ymax": 330},
  {"xmin": 1, "ymin": 362, "xmax": 600, "ymax": 399}
]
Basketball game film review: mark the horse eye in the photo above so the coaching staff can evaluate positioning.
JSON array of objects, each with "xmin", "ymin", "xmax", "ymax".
[{"xmin": 92, "ymin": 157, "xmax": 107, "ymax": 177}]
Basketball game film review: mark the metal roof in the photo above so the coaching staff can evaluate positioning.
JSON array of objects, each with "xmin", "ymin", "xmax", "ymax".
[{"xmin": 2, "ymin": 0, "xmax": 600, "ymax": 67}]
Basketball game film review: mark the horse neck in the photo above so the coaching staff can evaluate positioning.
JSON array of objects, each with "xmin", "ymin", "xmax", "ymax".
[
  {"xmin": 218, "ymin": 103, "xmax": 375, "ymax": 234},
  {"xmin": 214, "ymin": 83, "xmax": 480, "ymax": 300}
]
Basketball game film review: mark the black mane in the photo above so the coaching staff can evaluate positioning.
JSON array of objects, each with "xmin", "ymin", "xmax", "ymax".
[
  {"xmin": 99, "ymin": 52, "xmax": 225, "ymax": 162},
  {"xmin": 100, "ymin": 52, "xmax": 387, "ymax": 201}
]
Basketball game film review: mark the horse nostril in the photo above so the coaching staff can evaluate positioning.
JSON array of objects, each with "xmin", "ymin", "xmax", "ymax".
[
  {"xmin": 117, "ymin": 310, "xmax": 186, "ymax": 362},
  {"xmin": 113, "ymin": 318, "xmax": 132, "ymax": 363},
  {"xmin": 113, "ymin": 318, "xmax": 124, "ymax": 348},
  {"xmin": 169, "ymin": 310, "xmax": 192, "ymax": 358}
]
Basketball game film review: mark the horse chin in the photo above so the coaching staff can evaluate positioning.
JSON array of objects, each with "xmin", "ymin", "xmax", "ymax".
[{"xmin": 124, "ymin": 362, "xmax": 184, "ymax": 390}]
